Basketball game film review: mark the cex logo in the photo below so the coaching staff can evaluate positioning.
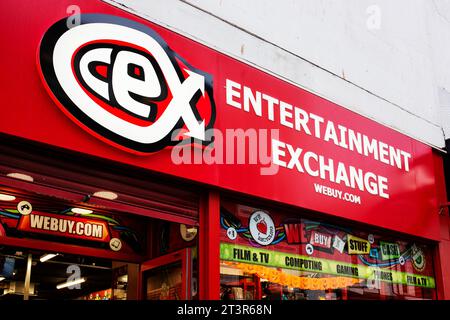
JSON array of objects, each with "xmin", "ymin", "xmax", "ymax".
[{"xmin": 38, "ymin": 14, "xmax": 215, "ymax": 153}]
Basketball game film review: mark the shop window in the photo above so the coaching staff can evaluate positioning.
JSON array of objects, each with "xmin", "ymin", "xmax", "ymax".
[{"xmin": 219, "ymin": 200, "xmax": 437, "ymax": 300}]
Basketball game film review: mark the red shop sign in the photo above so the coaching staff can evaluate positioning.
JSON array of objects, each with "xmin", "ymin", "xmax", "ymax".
[
  {"xmin": 0, "ymin": 0, "xmax": 439, "ymax": 239},
  {"xmin": 17, "ymin": 211, "xmax": 111, "ymax": 243}
]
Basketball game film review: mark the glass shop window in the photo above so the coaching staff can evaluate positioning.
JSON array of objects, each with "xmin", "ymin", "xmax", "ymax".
[{"xmin": 219, "ymin": 199, "xmax": 437, "ymax": 301}]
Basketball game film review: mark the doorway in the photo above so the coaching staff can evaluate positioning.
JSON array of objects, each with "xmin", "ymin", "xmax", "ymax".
[
  {"xmin": 0, "ymin": 246, "xmax": 121, "ymax": 300},
  {"xmin": 141, "ymin": 248, "xmax": 194, "ymax": 300}
]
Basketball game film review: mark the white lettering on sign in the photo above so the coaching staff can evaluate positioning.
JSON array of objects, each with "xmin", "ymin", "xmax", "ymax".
[
  {"xmin": 29, "ymin": 214, "xmax": 103, "ymax": 239},
  {"xmin": 226, "ymin": 80, "xmax": 411, "ymax": 172},
  {"xmin": 225, "ymin": 80, "xmax": 412, "ymax": 200},
  {"xmin": 39, "ymin": 15, "xmax": 215, "ymax": 153},
  {"xmin": 273, "ymin": 139, "xmax": 388, "ymax": 199},
  {"xmin": 314, "ymin": 183, "xmax": 362, "ymax": 204},
  {"xmin": 310, "ymin": 232, "xmax": 331, "ymax": 248}
]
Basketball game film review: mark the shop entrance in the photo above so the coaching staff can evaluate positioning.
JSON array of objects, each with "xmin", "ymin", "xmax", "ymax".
[
  {"xmin": 0, "ymin": 245, "xmax": 198, "ymax": 300},
  {"xmin": 141, "ymin": 248, "xmax": 193, "ymax": 300},
  {"xmin": 0, "ymin": 246, "xmax": 120, "ymax": 300},
  {"xmin": 0, "ymin": 180, "xmax": 200, "ymax": 300},
  {"xmin": 0, "ymin": 141, "xmax": 202, "ymax": 300}
]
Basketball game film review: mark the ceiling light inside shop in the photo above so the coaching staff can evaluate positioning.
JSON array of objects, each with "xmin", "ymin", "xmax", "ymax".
[
  {"xmin": 92, "ymin": 191, "xmax": 118, "ymax": 200},
  {"xmin": 0, "ymin": 193, "xmax": 16, "ymax": 201},
  {"xmin": 40, "ymin": 253, "xmax": 59, "ymax": 263},
  {"xmin": 6, "ymin": 172, "xmax": 34, "ymax": 182},
  {"xmin": 0, "ymin": 277, "xmax": 5, "ymax": 282},
  {"xmin": 71, "ymin": 208, "xmax": 93, "ymax": 215},
  {"xmin": 56, "ymin": 277, "xmax": 86, "ymax": 290}
]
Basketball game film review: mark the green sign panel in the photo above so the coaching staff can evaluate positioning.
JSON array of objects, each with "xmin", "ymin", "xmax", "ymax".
[
  {"xmin": 380, "ymin": 241, "xmax": 401, "ymax": 260},
  {"xmin": 220, "ymin": 243, "xmax": 435, "ymax": 289}
]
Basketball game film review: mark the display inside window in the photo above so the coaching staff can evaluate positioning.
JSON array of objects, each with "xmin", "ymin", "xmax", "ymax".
[
  {"xmin": 220, "ymin": 200, "xmax": 436, "ymax": 300},
  {"xmin": 81, "ymin": 289, "xmax": 112, "ymax": 300}
]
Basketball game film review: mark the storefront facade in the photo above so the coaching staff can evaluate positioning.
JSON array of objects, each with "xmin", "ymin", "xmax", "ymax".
[{"xmin": 0, "ymin": 0, "xmax": 449, "ymax": 300}]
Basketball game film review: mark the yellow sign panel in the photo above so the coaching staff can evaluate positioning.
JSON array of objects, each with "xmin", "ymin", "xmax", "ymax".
[{"xmin": 347, "ymin": 235, "xmax": 370, "ymax": 255}]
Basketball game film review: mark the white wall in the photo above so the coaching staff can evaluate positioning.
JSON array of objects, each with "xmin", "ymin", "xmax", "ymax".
[
  {"xmin": 431, "ymin": 1, "xmax": 450, "ymax": 140},
  {"xmin": 104, "ymin": 0, "xmax": 450, "ymax": 149}
]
